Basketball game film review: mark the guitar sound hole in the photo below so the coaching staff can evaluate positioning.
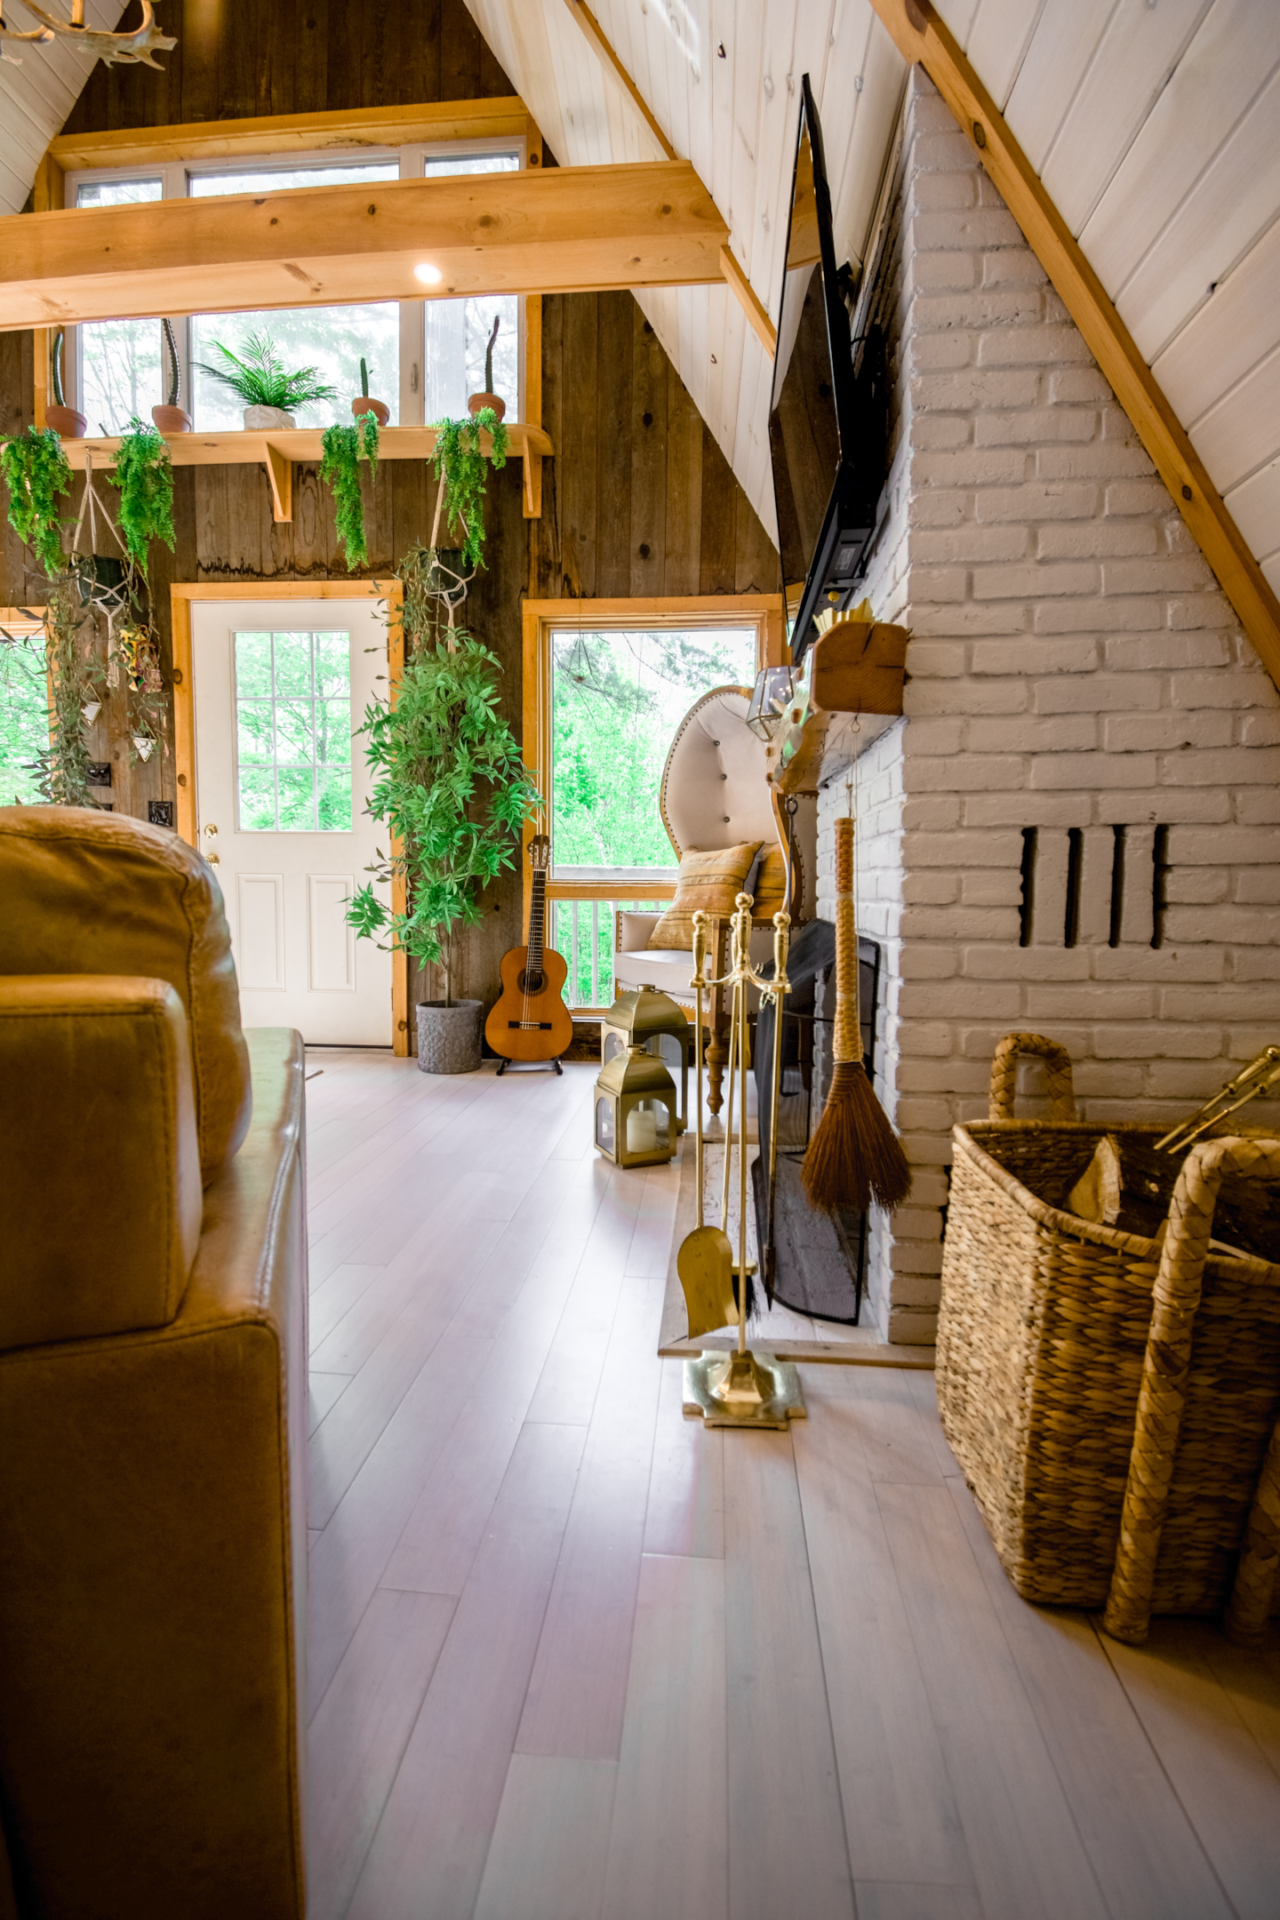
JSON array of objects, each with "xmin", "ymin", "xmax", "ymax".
[{"xmin": 517, "ymin": 969, "xmax": 545, "ymax": 996}]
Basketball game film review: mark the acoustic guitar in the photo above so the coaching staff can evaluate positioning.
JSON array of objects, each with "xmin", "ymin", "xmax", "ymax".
[{"xmin": 486, "ymin": 833, "xmax": 574, "ymax": 1074}]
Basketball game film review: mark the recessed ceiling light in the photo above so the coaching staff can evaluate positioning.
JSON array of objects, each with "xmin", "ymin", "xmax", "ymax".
[{"xmin": 414, "ymin": 262, "xmax": 443, "ymax": 286}]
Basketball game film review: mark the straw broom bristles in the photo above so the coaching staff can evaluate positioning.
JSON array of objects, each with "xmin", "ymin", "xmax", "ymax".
[{"xmin": 802, "ymin": 814, "xmax": 912, "ymax": 1215}]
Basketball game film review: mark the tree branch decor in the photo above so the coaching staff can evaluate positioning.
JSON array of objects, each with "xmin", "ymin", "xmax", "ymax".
[
  {"xmin": 2, "ymin": 425, "xmax": 72, "ymax": 577},
  {"xmin": 35, "ymin": 575, "xmax": 106, "ymax": 806},
  {"xmin": 346, "ymin": 544, "xmax": 536, "ymax": 1006},
  {"xmin": 429, "ymin": 408, "xmax": 509, "ymax": 572},
  {"xmin": 320, "ymin": 414, "xmax": 379, "ymax": 570}
]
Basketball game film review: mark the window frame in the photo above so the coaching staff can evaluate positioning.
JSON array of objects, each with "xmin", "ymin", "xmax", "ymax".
[
  {"xmin": 59, "ymin": 131, "xmax": 531, "ymax": 434},
  {"xmin": 522, "ymin": 594, "xmax": 786, "ymax": 927}
]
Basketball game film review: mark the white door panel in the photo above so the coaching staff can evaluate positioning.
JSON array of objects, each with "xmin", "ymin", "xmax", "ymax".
[{"xmin": 192, "ymin": 598, "xmax": 393, "ymax": 1046}]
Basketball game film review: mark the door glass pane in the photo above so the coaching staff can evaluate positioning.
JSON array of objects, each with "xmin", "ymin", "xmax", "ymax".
[
  {"xmin": 549, "ymin": 628, "xmax": 758, "ymax": 877},
  {"xmin": 0, "ymin": 632, "xmax": 49, "ymax": 805},
  {"xmin": 76, "ymin": 179, "xmax": 164, "ymax": 434},
  {"xmin": 234, "ymin": 629, "xmax": 352, "ymax": 832},
  {"xmin": 422, "ymin": 153, "xmax": 520, "ymax": 422},
  {"xmin": 188, "ymin": 161, "xmax": 401, "ymax": 430}
]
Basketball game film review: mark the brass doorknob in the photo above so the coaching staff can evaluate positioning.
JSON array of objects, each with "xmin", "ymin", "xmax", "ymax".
[
  {"xmin": 207, "ymin": 852, "xmax": 221, "ymax": 864},
  {"xmin": 204, "ymin": 823, "xmax": 218, "ymax": 836}
]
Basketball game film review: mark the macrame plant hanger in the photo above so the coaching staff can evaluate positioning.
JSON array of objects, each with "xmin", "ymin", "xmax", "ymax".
[
  {"xmin": 426, "ymin": 468, "xmax": 472, "ymax": 647},
  {"xmin": 70, "ymin": 453, "xmax": 133, "ymax": 682}
]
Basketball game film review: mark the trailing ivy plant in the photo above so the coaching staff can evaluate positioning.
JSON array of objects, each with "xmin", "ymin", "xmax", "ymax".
[
  {"xmin": 108, "ymin": 418, "xmax": 175, "ymax": 580},
  {"xmin": 32, "ymin": 574, "xmax": 106, "ymax": 806},
  {"xmin": 429, "ymin": 408, "xmax": 509, "ymax": 572},
  {"xmin": 2, "ymin": 425, "xmax": 72, "ymax": 577},
  {"xmin": 345, "ymin": 543, "xmax": 536, "ymax": 1005},
  {"xmin": 320, "ymin": 414, "xmax": 379, "ymax": 570}
]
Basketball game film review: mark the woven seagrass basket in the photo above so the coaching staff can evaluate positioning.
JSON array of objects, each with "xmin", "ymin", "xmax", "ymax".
[{"xmin": 937, "ymin": 1033, "xmax": 1280, "ymax": 1643}]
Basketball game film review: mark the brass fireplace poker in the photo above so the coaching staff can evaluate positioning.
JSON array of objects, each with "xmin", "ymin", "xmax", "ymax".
[{"xmin": 679, "ymin": 895, "xmax": 807, "ymax": 1430}]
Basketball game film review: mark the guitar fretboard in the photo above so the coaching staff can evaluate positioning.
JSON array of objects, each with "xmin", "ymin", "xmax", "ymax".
[{"xmin": 527, "ymin": 869, "xmax": 547, "ymax": 978}]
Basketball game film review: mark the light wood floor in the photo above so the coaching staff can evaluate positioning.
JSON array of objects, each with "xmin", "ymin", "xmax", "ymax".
[{"xmin": 303, "ymin": 1050, "xmax": 1280, "ymax": 1920}]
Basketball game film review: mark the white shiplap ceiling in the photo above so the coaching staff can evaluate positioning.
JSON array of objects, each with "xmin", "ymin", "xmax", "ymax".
[
  {"xmin": 464, "ymin": 0, "xmax": 1280, "ymax": 598},
  {"xmin": 0, "ymin": 0, "xmax": 126, "ymax": 214}
]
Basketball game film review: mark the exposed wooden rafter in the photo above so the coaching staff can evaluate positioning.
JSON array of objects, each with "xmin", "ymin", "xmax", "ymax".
[
  {"xmin": 0, "ymin": 159, "xmax": 727, "ymax": 332},
  {"xmin": 558, "ymin": 0, "xmax": 777, "ymax": 357},
  {"xmin": 870, "ymin": 0, "xmax": 1280, "ymax": 691}
]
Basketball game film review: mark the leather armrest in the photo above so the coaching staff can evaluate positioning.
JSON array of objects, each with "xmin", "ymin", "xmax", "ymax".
[
  {"xmin": 0, "ymin": 1028, "xmax": 308, "ymax": 1919},
  {"xmin": 0, "ymin": 975, "xmax": 202, "ymax": 1351},
  {"xmin": 618, "ymin": 912, "xmax": 662, "ymax": 952}
]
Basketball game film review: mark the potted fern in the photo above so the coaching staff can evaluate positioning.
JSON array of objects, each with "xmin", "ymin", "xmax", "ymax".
[
  {"xmin": 346, "ymin": 544, "xmax": 536, "ymax": 1073},
  {"xmin": 109, "ymin": 417, "xmax": 175, "ymax": 580},
  {"xmin": 194, "ymin": 330, "xmax": 338, "ymax": 430},
  {"xmin": 320, "ymin": 412, "xmax": 379, "ymax": 571},
  {"xmin": 2, "ymin": 424, "xmax": 72, "ymax": 577},
  {"xmin": 429, "ymin": 407, "xmax": 509, "ymax": 572}
]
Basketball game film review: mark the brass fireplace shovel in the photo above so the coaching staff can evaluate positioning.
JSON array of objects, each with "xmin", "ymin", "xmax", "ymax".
[{"xmin": 677, "ymin": 913, "xmax": 738, "ymax": 1339}]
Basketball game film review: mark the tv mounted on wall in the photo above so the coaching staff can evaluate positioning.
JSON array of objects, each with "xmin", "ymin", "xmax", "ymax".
[{"xmin": 769, "ymin": 76, "xmax": 889, "ymax": 668}]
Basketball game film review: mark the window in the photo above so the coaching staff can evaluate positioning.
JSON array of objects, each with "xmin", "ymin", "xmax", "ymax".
[
  {"xmin": 524, "ymin": 597, "xmax": 782, "ymax": 1010},
  {"xmin": 0, "ymin": 624, "xmax": 49, "ymax": 806},
  {"xmin": 234, "ymin": 629, "xmax": 352, "ymax": 832},
  {"xmin": 67, "ymin": 143, "xmax": 525, "ymax": 434}
]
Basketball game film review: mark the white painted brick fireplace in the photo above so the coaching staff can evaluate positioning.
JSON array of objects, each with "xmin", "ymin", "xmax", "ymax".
[{"xmin": 816, "ymin": 71, "xmax": 1280, "ymax": 1346}]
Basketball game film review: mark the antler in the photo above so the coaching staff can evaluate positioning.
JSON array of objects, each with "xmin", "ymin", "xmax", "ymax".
[{"xmin": 1, "ymin": 0, "xmax": 175, "ymax": 68}]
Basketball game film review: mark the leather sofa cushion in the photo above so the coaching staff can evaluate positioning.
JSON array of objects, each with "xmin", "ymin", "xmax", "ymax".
[
  {"xmin": 0, "ymin": 975, "xmax": 203, "ymax": 1352},
  {"xmin": 648, "ymin": 841, "xmax": 761, "ymax": 949},
  {"xmin": 0, "ymin": 806, "xmax": 251, "ymax": 1184}
]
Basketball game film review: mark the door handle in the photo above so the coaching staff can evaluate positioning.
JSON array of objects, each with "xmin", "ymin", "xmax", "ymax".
[{"xmin": 204, "ymin": 823, "xmax": 218, "ymax": 836}]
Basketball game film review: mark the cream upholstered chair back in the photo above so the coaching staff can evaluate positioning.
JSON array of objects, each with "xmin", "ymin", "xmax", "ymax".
[{"xmin": 658, "ymin": 686, "xmax": 777, "ymax": 858}]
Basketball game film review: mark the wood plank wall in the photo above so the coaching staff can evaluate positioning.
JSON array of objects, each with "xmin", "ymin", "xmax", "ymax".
[{"xmin": 0, "ymin": 0, "xmax": 778, "ymax": 1013}]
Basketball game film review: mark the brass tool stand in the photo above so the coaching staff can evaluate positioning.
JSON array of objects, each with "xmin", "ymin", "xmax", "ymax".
[{"xmin": 681, "ymin": 893, "xmax": 806, "ymax": 1430}]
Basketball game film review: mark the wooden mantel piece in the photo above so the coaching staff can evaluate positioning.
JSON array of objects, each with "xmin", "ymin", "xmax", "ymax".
[
  {"xmin": 869, "ymin": 0, "xmax": 1280, "ymax": 696},
  {"xmin": 0, "ymin": 161, "xmax": 727, "ymax": 333},
  {"xmin": 767, "ymin": 619, "xmax": 909, "ymax": 797},
  {"xmin": 59, "ymin": 423, "xmax": 554, "ymax": 524}
]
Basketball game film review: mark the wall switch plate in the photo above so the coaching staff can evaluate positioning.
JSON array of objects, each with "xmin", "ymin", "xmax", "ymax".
[
  {"xmin": 148, "ymin": 800, "xmax": 175, "ymax": 828},
  {"xmin": 86, "ymin": 762, "xmax": 112, "ymax": 787}
]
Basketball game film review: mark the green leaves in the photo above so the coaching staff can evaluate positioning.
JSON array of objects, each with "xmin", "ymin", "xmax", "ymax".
[
  {"xmin": 429, "ymin": 409, "xmax": 510, "ymax": 571},
  {"xmin": 193, "ymin": 331, "xmax": 339, "ymax": 412},
  {"xmin": 320, "ymin": 417, "xmax": 379, "ymax": 570},
  {"xmin": 2, "ymin": 425, "xmax": 72, "ymax": 578},
  {"xmin": 108, "ymin": 418, "xmax": 175, "ymax": 580},
  {"xmin": 346, "ymin": 548, "xmax": 536, "ymax": 1003}
]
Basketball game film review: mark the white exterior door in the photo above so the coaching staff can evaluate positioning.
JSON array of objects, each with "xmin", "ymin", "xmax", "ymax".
[{"xmin": 191, "ymin": 597, "xmax": 393, "ymax": 1046}]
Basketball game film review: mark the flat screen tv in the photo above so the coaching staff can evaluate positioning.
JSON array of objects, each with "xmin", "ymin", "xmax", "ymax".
[{"xmin": 769, "ymin": 76, "xmax": 888, "ymax": 668}]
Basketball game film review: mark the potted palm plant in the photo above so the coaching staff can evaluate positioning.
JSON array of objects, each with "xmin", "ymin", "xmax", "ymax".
[
  {"xmin": 194, "ymin": 330, "xmax": 338, "ymax": 429},
  {"xmin": 346, "ymin": 544, "xmax": 537, "ymax": 1073}
]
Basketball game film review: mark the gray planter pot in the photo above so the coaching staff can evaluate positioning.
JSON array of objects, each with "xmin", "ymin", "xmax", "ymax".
[
  {"xmin": 416, "ymin": 998, "xmax": 484, "ymax": 1075},
  {"xmin": 243, "ymin": 404, "xmax": 296, "ymax": 431}
]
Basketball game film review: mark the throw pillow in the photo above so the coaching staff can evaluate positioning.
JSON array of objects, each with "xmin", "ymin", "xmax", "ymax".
[{"xmin": 648, "ymin": 841, "xmax": 763, "ymax": 950}]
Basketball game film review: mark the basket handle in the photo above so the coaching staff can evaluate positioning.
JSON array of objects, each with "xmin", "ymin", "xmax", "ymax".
[
  {"xmin": 1102, "ymin": 1135, "xmax": 1280, "ymax": 1647},
  {"xmin": 988, "ymin": 1032, "xmax": 1077, "ymax": 1122}
]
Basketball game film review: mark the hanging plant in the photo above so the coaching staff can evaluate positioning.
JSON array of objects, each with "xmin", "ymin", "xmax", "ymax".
[
  {"xmin": 320, "ymin": 413, "xmax": 379, "ymax": 570},
  {"xmin": 1, "ymin": 425, "xmax": 72, "ymax": 578},
  {"xmin": 32, "ymin": 574, "xmax": 106, "ymax": 807},
  {"xmin": 429, "ymin": 407, "xmax": 509, "ymax": 572},
  {"xmin": 107, "ymin": 418, "xmax": 175, "ymax": 580},
  {"xmin": 345, "ymin": 543, "xmax": 536, "ymax": 1005},
  {"xmin": 114, "ymin": 616, "xmax": 167, "ymax": 765}
]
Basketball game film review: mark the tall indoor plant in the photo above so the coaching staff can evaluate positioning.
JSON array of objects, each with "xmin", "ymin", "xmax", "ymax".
[{"xmin": 346, "ymin": 544, "xmax": 536, "ymax": 1073}]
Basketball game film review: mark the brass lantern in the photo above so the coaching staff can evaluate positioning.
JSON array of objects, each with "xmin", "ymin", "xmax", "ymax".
[
  {"xmin": 594, "ymin": 1044, "xmax": 678, "ymax": 1168},
  {"xmin": 602, "ymin": 985, "xmax": 691, "ymax": 1132},
  {"xmin": 745, "ymin": 664, "xmax": 797, "ymax": 740}
]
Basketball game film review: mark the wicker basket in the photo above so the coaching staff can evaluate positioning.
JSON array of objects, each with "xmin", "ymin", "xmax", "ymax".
[{"xmin": 937, "ymin": 1032, "xmax": 1280, "ymax": 1644}]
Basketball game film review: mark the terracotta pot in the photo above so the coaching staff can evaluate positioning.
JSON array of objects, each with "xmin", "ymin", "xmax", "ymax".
[
  {"xmin": 243, "ymin": 405, "xmax": 296, "ymax": 431},
  {"xmin": 152, "ymin": 404, "xmax": 192, "ymax": 433},
  {"xmin": 467, "ymin": 392, "xmax": 506, "ymax": 423},
  {"xmin": 45, "ymin": 406, "xmax": 87, "ymax": 438},
  {"xmin": 352, "ymin": 396, "xmax": 390, "ymax": 427}
]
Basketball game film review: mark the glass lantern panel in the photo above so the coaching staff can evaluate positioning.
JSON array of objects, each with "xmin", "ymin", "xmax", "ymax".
[
  {"xmin": 653, "ymin": 1101, "xmax": 672, "ymax": 1147},
  {"xmin": 595, "ymin": 1096, "xmax": 616, "ymax": 1154},
  {"xmin": 624, "ymin": 1100, "xmax": 662, "ymax": 1157},
  {"xmin": 603, "ymin": 1030, "xmax": 626, "ymax": 1064}
]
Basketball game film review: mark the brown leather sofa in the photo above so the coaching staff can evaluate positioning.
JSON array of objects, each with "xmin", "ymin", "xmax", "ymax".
[{"xmin": 0, "ymin": 807, "xmax": 307, "ymax": 1919}]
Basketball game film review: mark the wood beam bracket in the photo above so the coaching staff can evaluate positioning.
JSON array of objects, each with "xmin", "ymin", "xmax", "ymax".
[
  {"xmin": 869, "ymin": 0, "xmax": 1280, "ymax": 691},
  {"xmin": 263, "ymin": 442, "xmax": 292, "ymax": 524}
]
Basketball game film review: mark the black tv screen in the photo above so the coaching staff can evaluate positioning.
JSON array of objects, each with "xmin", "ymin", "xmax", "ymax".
[{"xmin": 769, "ymin": 78, "xmax": 886, "ymax": 667}]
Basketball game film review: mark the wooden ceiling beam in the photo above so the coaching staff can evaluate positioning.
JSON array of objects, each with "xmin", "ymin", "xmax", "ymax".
[
  {"xmin": 0, "ymin": 160, "xmax": 728, "ymax": 332},
  {"xmin": 870, "ymin": 0, "xmax": 1280, "ymax": 691},
  {"xmin": 558, "ymin": 0, "xmax": 777, "ymax": 357}
]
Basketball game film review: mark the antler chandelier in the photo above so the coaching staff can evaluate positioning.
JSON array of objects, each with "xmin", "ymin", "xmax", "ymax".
[{"xmin": 0, "ymin": 0, "xmax": 175, "ymax": 67}]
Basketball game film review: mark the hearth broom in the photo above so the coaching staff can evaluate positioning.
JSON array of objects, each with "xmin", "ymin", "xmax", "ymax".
[{"xmin": 802, "ymin": 812, "xmax": 911, "ymax": 1215}]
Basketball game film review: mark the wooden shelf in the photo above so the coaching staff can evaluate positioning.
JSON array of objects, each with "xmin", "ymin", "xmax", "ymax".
[{"xmin": 59, "ymin": 422, "xmax": 554, "ymax": 523}]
